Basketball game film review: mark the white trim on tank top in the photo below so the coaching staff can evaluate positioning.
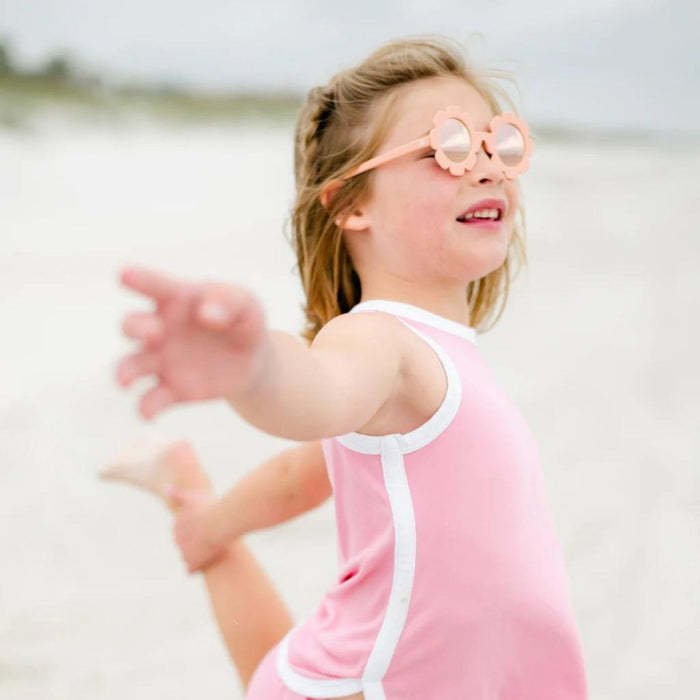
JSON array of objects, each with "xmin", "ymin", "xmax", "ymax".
[
  {"xmin": 330, "ymin": 299, "xmax": 471, "ymax": 455},
  {"xmin": 350, "ymin": 298, "xmax": 478, "ymax": 345}
]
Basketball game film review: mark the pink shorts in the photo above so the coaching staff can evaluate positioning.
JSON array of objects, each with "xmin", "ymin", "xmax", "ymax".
[{"xmin": 246, "ymin": 640, "xmax": 315, "ymax": 700}]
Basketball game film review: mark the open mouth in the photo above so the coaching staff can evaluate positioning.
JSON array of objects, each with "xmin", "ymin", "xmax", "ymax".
[
  {"xmin": 456, "ymin": 210, "xmax": 503, "ymax": 228},
  {"xmin": 456, "ymin": 211, "xmax": 502, "ymax": 224},
  {"xmin": 456, "ymin": 198, "xmax": 506, "ymax": 226}
]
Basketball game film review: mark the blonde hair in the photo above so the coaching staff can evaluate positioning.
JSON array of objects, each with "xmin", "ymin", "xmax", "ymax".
[{"xmin": 283, "ymin": 33, "xmax": 531, "ymax": 346}]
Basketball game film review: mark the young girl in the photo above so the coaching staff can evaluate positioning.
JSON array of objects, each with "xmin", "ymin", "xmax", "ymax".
[{"xmin": 103, "ymin": 34, "xmax": 589, "ymax": 700}]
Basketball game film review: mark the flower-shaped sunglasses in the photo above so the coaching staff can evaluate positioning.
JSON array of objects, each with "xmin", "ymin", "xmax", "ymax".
[{"xmin": 325, "ymin": 105, "xmax": 533, "ymax": 199}]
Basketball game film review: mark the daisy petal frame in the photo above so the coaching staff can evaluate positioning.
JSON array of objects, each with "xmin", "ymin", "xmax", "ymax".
[
  {"xmin": 320, "ymin": 104, "xmax": 533, "ymax": 206},
  {"xmin": 430, "ymin": 105, "xmax": 533, "ymax": 179}
]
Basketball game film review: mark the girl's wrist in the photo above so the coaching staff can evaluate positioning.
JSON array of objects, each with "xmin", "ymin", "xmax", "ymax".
[{"xmin": 205, "ymin": 497, "xmax": 240, "ymax": 546}]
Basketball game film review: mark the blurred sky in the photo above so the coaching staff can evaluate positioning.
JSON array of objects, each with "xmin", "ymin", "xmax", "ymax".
[{"xmin": 1, "ymin": 0, "xmax": 698, "ymax": 134}]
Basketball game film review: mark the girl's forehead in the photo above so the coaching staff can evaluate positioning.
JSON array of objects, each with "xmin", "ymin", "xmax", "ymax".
[{"xmin": 387, "ymin": 79, "xmax": 494, "ymax": 144}]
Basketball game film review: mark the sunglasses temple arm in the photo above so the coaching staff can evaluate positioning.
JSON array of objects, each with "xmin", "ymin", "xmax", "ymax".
[{"xmin": 342, "ymin": 136, "xmax": 430, "ymax": 180}]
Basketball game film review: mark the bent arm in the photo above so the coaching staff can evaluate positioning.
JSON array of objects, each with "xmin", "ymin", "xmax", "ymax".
[
  {"xmin": 226, "ymin": 313, "xmax": 406, "ymax": 442},
  {"xmin": 206, "ymin": 440, "xmax": 332, "ymax": 543}
]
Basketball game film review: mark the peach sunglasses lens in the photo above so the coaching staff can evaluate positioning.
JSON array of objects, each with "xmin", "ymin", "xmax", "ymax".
[
  {"xmin": 495, "ymin": 123, "xmax": 526, "ymax": 166},
  {"xmin": 439, "ymin": 118, "xmax": 471, "ymax": 163},
  {"xmin": 438, "ymin": 118, "xmax": 526, "ymax": 166}
]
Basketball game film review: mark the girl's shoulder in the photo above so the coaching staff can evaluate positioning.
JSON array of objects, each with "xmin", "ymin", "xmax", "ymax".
[
  {"xmin": 315, "ymin": 307, "xmax": 443, "ymax": 374},
  {"xmin": 313, "ymin": 308, "xmax": 412, "ymax": 366},
  {"xmin": 312, "ymin": 310, "xmax": 448, "ymax": 438}
]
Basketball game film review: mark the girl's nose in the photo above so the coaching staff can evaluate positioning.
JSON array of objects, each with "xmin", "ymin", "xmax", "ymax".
[
  {"xmin": 466, "ymin": 142, "xmax": 503, "ymax": 182},
  {"xmin": 475, "ymin": 138, "xmax": 493, "ymax": 159}
]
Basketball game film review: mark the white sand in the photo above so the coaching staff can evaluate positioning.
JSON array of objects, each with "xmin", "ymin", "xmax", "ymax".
[{"xmin": 1, "ymin": 116, "xmax": 698, "ymax": 699}]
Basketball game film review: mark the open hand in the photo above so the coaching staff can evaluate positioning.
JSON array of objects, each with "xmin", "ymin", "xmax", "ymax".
[{"xmin": 115, "ymin": 265, "xmax": 270, "ymax": 419}]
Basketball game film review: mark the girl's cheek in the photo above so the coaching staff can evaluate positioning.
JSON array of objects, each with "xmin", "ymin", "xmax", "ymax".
[{"xmin": 407, "ymin": 195, "xmax": 444, "ymax": 225}]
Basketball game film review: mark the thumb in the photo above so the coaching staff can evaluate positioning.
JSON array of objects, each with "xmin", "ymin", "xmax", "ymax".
[{"xmin": 197, "ymin": 298, "xmax": 238, "ymax": 327}]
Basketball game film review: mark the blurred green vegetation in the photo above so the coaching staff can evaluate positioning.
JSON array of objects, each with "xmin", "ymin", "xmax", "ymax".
[
  {"xmin": 0, "ymin": 36, "xmax": 303, "ymax": 130},
  {"xmin": 0, "ymin": 36, "xmax": 696, "ymax": 148}
]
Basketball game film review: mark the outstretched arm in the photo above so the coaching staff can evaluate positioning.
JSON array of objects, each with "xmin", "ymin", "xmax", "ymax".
[
  {"xmin": 116, "ymin": 266, "xmax": 406, "ymax": 442},
  {"xmin": 226, "ymin": 312, "xmax": 406, "ymax": 441}
]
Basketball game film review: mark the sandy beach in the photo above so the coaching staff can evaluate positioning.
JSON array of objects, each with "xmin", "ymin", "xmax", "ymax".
[{"xmin": 1, "ymin": 116, "xmax": 698, "ymax": 699}]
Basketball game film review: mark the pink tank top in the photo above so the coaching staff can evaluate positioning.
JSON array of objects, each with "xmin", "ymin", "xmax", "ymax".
[{"xmin": 275, "ymin": 299, "xmax": 589, "ymax": 700}]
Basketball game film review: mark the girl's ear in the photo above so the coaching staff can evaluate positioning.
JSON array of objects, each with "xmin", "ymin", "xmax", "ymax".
[
  {"xmin": 320, "ymin": 181, "xmax": 372, "ymax": 231},
  {"xmin": 338, "ymin": 207, "xmax": 371, "ymax": 232},
  {"xmin": 319, "ymin": 180, "xmax": 341, "ymax": 212}
]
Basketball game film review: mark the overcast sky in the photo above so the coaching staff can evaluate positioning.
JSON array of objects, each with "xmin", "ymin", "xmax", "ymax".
[{"xmin": 1, "ymin": 0, "xmax": 698, "ymax": 134}]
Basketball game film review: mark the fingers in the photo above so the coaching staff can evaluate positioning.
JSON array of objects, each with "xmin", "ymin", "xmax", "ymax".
[
  {"xmin": 195, "ymin": 283, "xmax": 247, "ymax": 330},
  {"xmin": 139, "ymin": 380, "xmax": 177, "ymax": 420},
  {"xmin": 196, "ymin": 299, "xmax": 236, "ymax": 329},
  {"xmin": 115, "ymin": 350, "xmax": 160, "ymax": 388},
  {"xmin": 121, "ymin": 311, "xmax": 164, "ymax": 347},
  {"xmin": 195, "ymin": 283, "xmax": 262, "ymax": 341},
  {"xmin": 118, "ymin": 265, "xmax": 182, "ymax": 305},
  {"xmin": 114, "ymin": 352, "xmax": 175, "ymax": 419}
]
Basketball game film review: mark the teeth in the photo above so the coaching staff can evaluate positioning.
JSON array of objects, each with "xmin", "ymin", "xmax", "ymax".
[{"xmin": 460, "ymin": 208, "xmax": 499, "ymax": 220}]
